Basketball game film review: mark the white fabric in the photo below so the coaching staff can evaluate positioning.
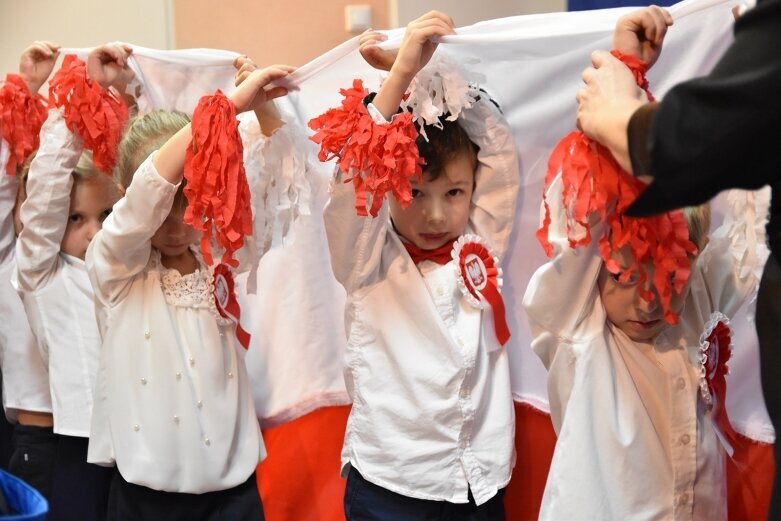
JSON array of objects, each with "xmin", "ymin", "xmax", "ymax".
[
  {"xmin": 523, "ymin": 172, "xmax": 763, "ymax": 520},
  {"xmin": 262, "ymin": 0, "xmax": 772, "ymax": 442},
  {"xmin": 0, "ymin": 139, "xmax": 51, "ymax": 422},
  {"xmin": 86, "ymin": 155, "xmax": 263, "ymax": 493},
  {"xmin": 12, "ymin": 110, "xmax": 100, "ymax": 437},
  {"xmin": 324, "ymin": 97, "xmax": 519, "ymax": 505}
]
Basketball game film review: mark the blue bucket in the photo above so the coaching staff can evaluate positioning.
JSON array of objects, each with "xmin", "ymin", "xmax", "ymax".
[{"xmin": 0, "ymin": 469, "xmax": 48, "ymax": 520}]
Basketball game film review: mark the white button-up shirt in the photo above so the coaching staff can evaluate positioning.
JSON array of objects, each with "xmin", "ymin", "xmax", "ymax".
[
  {"xmin": 324, "ymin": 97, "xmax": 520, "ymax": 505},
  {"xmin": 86, "ymin": 153, "xmax": 264, "ymax": 494},
  {"xmin": 13, "ymin": 110, "xmax": 99, "ymax": 437},
  {"xmin": 0, "ymin": 139, "xmax": 51, "ymax": 421},
  {"xmin": 524, "ymin": 174, "xmax": 759, "ymax": 520}
]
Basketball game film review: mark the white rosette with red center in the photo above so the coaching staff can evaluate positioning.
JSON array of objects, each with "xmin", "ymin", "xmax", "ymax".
[
  {"xmin": 452, "ymin": 234, "xmax": 510, "ymax": 346},
  {"xmin": 698, "ymin": 311, "xmax": 740, "ymax": 456},
  {"xmin": 212, "ymin": 264, "xmax": 251, "ymax": 350}
]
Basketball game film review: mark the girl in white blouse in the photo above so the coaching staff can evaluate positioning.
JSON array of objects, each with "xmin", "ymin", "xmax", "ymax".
[
  {"xmin": 85, "ymin": 64, "xmax": 295, "ymax": 521},
  {"xmin": 14, "ymin": 44, "xmax": 130, "ymax": 521}
]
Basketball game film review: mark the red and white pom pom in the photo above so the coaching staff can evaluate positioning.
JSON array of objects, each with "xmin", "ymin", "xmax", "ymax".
[
  {"xmin": 0, "ymin": 74, "xmax": 48, "ymax": 175},
  {"xmin": 698, "ymin": 311, "xmax": 740, "ymax": 456},
  {"xmin": 452, "ymin": 234, "xmax": 510, "ymax": 346}
]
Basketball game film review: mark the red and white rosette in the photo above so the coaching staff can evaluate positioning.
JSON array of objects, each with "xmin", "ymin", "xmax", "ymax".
[
  {"xmin": 212, "ymin": 264, "xmax": 251, "ymax": 350},
  {"xmin": 698, "ymin": 311, "xmax": 740, "ymax": 456},
  {"xmin": 452, "ymin": 234, "xmax": 510, "ymax": 346}
]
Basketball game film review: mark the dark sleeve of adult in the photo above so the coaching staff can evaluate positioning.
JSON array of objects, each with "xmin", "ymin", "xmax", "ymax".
[{"xmin": 626, "ymin": 0, "xmax": 781, "ymax": 217}]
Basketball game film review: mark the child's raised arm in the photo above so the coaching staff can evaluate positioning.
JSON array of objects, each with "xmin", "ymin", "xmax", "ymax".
[
  {"xmin": 613, "ymin": 6, "xmax": 673, "ymax": 68},
  {"xmin": 18, "ymin": 41, "xmax": 60, "ymax": 95},
  {"xmin": 372, "ymin": 11, "xmax": 455, "ymax": 119},
  {"xmin": 358, "ymin": 29, "xmax": 395, "ymax": 72},
  {"xmin": 86, "ymin": 42, "xmax": 136, "ymax": 109}
]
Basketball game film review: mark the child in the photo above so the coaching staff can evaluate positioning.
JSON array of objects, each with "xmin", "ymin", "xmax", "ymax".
[
  {"xmin": 13, "ymin": 43, "xmax": 129, "ymax": 520},
  {"xmin": 524, "ymin": 7, "xmax": 763, "ymax": 519},
  {"xmin": 85, "ymin": 63, "xmax": 294, "ymax": 521},
  {"xmin": 0, "ymin": 41, "xmax": 58, "ymax": 498},
  {"xmin": 313, "ymin": 11, "xmax": 519, "ymax": 519}
]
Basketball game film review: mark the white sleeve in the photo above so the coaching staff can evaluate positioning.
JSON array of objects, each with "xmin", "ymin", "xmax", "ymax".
[
  {"xmin": 695, "ymin": 187, "xmax": 771, "ymax": 319},
  {"xmin": 322, "ymin": 103, "xmax": 393, "ymax": 293},
  {"xmin": 459, "ymin": 97, "xmax": 520, "ymax": 260},
  {"xmin": 0, "ymin": 139, "xmax": 17, "ymax": 267},
  {"xmin": 15, "ymin": 109, "xmax": 83, "ymax": 292},
  {"xmin": 86, "ymin": 154, "xmax": 179, "ymax": 306},
  {"xmin": 522, "ymin": 172, "xmax": 605, "ymax": 368}
]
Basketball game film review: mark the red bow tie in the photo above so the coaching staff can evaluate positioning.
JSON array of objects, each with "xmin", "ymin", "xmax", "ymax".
[{"xmin": 403, "ymin": 240, "xmax": 455, "ymax": 265}]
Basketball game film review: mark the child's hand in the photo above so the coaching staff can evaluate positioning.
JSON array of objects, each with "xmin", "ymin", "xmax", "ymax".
[
  {"xmin": 613, "ymin": 6, "xmax": 672, "ymax": 68},
  {"xmin": 19, "ymin": 41, "xmax": 61, "ymax": 94},
  {"xmin": 391, "ymin": 11, "xmax": 455, "ymax": 82},
  {"xmin": 228, "ymin": 65, "xmax": 295, "ymax": 114},
  {"xmin": 87, "ymin": 43, "xmax": 135, "ymax": 93},
  {"xmin": 234, "ymin": 56, "xmax": 285, "ymax": 136},
  {"xmin": 359, "ymin": 30, "xmax": 395, "ymax": 71}
]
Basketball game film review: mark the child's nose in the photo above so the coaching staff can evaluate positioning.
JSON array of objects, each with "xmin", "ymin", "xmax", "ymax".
[
  {"xmin": 86, "ymin": 220, "xmax": 101, "ymax": 242},
  {"xmin": 425, "ymin": 199, "xmax": 446, "ymax": 225}
]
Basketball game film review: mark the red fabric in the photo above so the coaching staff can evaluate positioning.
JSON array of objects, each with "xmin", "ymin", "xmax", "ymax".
[
  {"xmin": 537, "ymin": 53, "xmax": 697, "ymax": 324},
  {"xmin": 308, "ymin": 79, "xmax": 425, "ymax": 217},
  {"xmin": 212, "ymin": 264, "xmax": 251, "ymax": 349},
  {"xmin": 403, "ymin": 240, "xmax": 455, "ymax": 265},
  {"xmin": 48, "ymin": 55, "xmax": 128, "ymax": 174},
  {"xmin": 184, "ymin": 91, "xmax": 253, "ymax": 268},
  {"xmin": 256, "ymin": 402, "xmax": 773, "ymax": 520},
  {"xmin": 0, "ymin": 73, "xmax": 47, "ymax": 175}
]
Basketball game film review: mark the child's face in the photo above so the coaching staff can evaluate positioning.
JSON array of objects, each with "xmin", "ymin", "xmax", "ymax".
[
  {"xmin": 389, "ymin": 151, "xmax": 475, "ymax": 250},
  {"xmin": 598, "ymin": 247, "xmax": 693, "ymax": 343},
  {"xmin": 150, "ymin": 208, "xmax": 200, "ymax": 259},
  {"xmin": 60, "ymin": 176, "xmax": 119, "ymax": 260}
]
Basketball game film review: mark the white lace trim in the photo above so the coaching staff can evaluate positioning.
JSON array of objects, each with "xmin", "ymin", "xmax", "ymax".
[{"xmin": 157, "ymin": 248, "xmax": 232, "ymax": 326}]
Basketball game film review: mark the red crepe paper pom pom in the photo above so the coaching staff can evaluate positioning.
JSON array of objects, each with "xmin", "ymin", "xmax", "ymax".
[
  {"xmin": 0, "ymin": 74, "xmax": 47, "ymax": 175},
  {"xmin": 537, "ymin": 53, "xmax": 696, "ymax": 324},
  {"xmin": 48, "ymin": 55, "xmax": 128, "ymax": 174},
  {"xmin": 308, "ymin": 79, "xmax": 424, "ymax": 217},
  {"xmin": 184, "ymin": 90, "xmax": 253, "ymax": 268}
]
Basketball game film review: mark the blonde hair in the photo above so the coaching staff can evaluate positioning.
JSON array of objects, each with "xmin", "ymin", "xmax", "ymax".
[
  {"xmin": 116, "ymin": 110, "xmax": 190, "ymax": 211},
  {"xmin": 72, "ymin": 150, "xmax": 106, "ymax": 182},
  {"xmin": 683, "ymin": 203, "xmax": 711, "ymax": 253}
]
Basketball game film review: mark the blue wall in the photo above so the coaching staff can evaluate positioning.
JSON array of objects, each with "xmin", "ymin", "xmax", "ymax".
[{"xmin": 569, "ymin": 0, "xmax": 676, "ymax": 11}]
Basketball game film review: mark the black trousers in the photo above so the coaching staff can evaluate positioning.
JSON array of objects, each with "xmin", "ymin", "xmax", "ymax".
[
  {"xmin": 756, "ymin": 253, "xmax": 781, "ymax": 521},
  {"xmin": 48, "ymin": 435, "xmax": 113, "ymax": 521},
  {"xmin": 107, "ymin": 470, "xmax": 264, "ymax": 521},
  {"xmin": 344, "ymin": 466, "xmax": 505, "ymax": 521},
  {"xmin": 7, "ymin": 424, "xmax": 57, "ymax": 500}
]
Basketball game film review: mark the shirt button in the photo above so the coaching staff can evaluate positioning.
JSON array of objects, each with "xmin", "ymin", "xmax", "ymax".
[
  {"xmin": 676, "ymin": 377, "xmax": 686, "ymax": 390},
  {"xmin": 460, "ymin": 388, "xmax": 469, "ymax": 399},
  {"xmin": 144, "ymin": 331, "xmax": 151, "ymax": 339},
  {"xmin": 458, "ymin": 439, "xmax": 467, "ymax": 449},
  {"xmin": 680, "ymin": 434, "xmax": 691, "ymax": 445},
  {"xmin": 678, "ymin": 493, "xmax": 689, "ymax": 505},
  {"xmin": 436, "ymin": 287, "xmax": 445, "ymax": 297}
]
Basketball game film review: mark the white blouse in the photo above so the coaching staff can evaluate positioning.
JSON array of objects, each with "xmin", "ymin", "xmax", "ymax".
[
  {"xmin": 0, "ymin": 139, "xmax": 51, "ymax": 421},
  {"xmin": 86, "ymin": 154, "xmax": 263, "ymax": 494},
  {"xmin": 523, "ymin": 174, "xmax": 759, "ymax": 520},
  {"xmin": 324, "ymin": 97, "xmax": 520, "ymax": 505},
  {"xmin": 13, "ymin": 110, "xmax": 100, "ymax": 436}
]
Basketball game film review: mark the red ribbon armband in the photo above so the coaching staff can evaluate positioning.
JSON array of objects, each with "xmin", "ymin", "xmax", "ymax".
[
  {"xmin": 0, "ymin": 74, "xmax": 48, "ymax": 174},
  {"xmin": 308, "ymin": 79, "xmax": 424, "ymax": 217},
  {"xmin": 48, "ymin": 55, "xmax": 128, "ymax": 174},
  {"xmin": 698, "ymin": 312, "xmax": 741, "ymax": 456},
  {"xmin": 452, "ymin": 235, "xmax": 510, "ymax": 347},
  {"xmin": 184, "ymin": 90, "xmax": 253, "ymax": 268},
  {"xmin": 212, "ymin": 264, "xmax": 251, "ymax": 350}
]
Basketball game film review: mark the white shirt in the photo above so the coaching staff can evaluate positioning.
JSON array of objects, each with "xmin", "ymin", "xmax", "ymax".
[
  {"xmin": 324, "ymin": 98, "xmax": 520, "ymax": 505},
  {"xmin": 523, "ymin": 174, "xmax": 757, "ymax": 520},
  {"xmin": 13, "ymin": 110, "xmax": 99, "ymax": 437},
  {"xmin": 86, "ymin": 154, "xmax": 263, "ymax": 494},
  {"xmin": 0, "ymin": 139, "xmax": 51, "ymax": 421}
]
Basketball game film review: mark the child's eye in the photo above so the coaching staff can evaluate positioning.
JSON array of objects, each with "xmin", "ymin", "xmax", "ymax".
[
  {"xmin": 411, "ymin": 189, "xmax": 423, "ymax": 198},
  {"xmin": 447, "ymin": 188, "xmax": 464, "ymax": 197},
  {"xmin": 68, "ymin": 214, "xmax": 82, "ymax": 224},
  {"xmin": 611, "ymin": 270, "xmax": 639, "ymax": 286}
]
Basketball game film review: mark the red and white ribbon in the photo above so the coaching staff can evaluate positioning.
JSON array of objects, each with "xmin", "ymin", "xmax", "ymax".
[
  {"xmin": 698, "ymin": 311, "xmax": 740, "ymax": 456},
  {"xmin": 452, "ymin": 235, "xmax": 510, "ymax": 346},
  {"xmin": 212, "ymin": 264, "xmax": 251, "ymax": 350}
]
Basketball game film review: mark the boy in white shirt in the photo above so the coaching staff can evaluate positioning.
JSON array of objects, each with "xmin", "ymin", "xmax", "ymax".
[{"xmin": 312, "ymin": 11, "xmax": 519, "ymax": 520}]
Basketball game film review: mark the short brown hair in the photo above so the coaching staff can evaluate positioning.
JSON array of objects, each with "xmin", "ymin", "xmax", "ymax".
[
  {"xmin": 683, "ymin": 203, "xmax": 711, "ymax": 253},
  {"xmin": 416, "ymin": 118, "xmax": 478, "ymax": 182}
]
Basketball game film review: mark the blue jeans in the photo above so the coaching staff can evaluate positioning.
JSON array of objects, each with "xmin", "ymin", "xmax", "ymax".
[{"xmin": 344, "ymin": 466, "xmax": 505, "ymax": 521}]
